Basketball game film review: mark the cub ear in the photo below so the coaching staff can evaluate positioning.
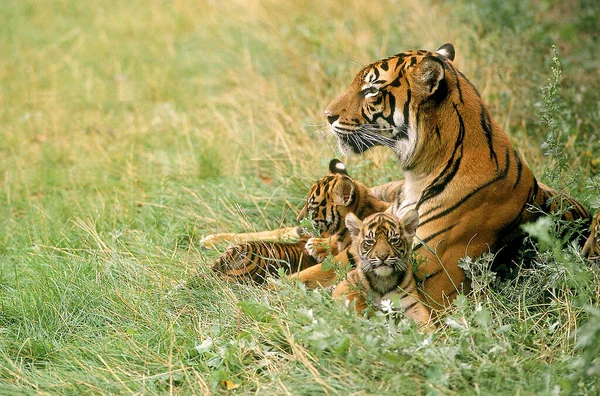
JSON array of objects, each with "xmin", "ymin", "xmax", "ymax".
[
  {"xmin": 345, "ymin": 213, "xmax": 362, "ymax": 237},
  {"xmin": 416, "ymin": 56, "xmax": 445, "ymax": 96},
  {"xmin": 329, "ymin": 159, "xmax": 349, "ymax": 176},
  {"xmin": 332, "ymin": 177, "xmax": 355, "ymax": 206},
  {"xmin": 436, "ymin": 43, "xmax": 455, "ymax": 61},
  {"xmin": 401, "ymin": 209, "xmax": 420, "ymax": 237}
]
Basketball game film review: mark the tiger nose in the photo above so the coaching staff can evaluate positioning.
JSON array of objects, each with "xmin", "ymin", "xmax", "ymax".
[{"xmin": 324, "ymin": 110, "xmax": 339, "ymax": 125}]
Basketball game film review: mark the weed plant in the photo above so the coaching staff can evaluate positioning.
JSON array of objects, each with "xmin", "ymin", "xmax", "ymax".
[{"xmin": 1, "ymin": 0, "xmax": 599, "ymax": 394}]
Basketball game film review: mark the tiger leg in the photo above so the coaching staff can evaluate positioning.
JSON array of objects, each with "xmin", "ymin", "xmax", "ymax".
[
  {"xmin": 536, "ymin": 182, "xmax": 590, "ymax": 222},
  {"xmin": 332, "ymin": 271, "xmax": 369, "ymax": 314},
  {"xmin": 582, "ymin": 212, "xmax": 600, "ymax": 260},
  {"xmin": 200, "ymin": 226, "xmax": 302, "ymax": 249},
  {"xmin": 369, "ymin": 180, "xmax": 405, "ymax": 203},
  {"xmin": 333, "ymin": 271, "xmax": 436, "ymax": 332},
  {"xmin": 305, "ymin": 236, "xmax": 340, "ymax": 262},
  {"xmin": 291, "ymin": 247, "xmax": 355, "ymax": 288},
  {"xmin": 416, "ymin": 244, "xmax": 476, "ymax": 312}
]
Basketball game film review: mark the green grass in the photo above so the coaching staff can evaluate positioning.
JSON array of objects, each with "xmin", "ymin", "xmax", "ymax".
[{"xmin": 1, "ymin": 0, "xmax": 599, "ymax": 394}]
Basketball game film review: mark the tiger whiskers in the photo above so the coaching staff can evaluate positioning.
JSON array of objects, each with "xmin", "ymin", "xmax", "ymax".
[{"xmin": 354, "ymin": 127, "xmax": 398, "ymax": 150}]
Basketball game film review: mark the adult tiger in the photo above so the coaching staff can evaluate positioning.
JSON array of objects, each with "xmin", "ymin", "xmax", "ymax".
[{"xmin": 296, "ymin": 43, "xmax": 592, "ymax": 310}]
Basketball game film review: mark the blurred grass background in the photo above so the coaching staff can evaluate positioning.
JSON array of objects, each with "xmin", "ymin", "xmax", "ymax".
[{"xmin": 0, "ymin": 0, "xmax": 599, "ymax": 394}]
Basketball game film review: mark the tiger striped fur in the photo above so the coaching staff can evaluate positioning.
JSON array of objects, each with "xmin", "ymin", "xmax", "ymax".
[
  {"xmin": 583, "ymin": 213, "xmax": 600, "ymax": 260},
  {"xmin": 212, "ymin": 237, "xmax": 316, "ymax": 285},
  {"xmin": 332, "ymin": 211, "xmax": 435, "ymax": 332},
  {"xmin": 297, "ymin": 43, "xmax": 593, "ymax": 310},
  {"xmin": 210, "ymin": 159, "xmax": 400, "ymax": 284}
]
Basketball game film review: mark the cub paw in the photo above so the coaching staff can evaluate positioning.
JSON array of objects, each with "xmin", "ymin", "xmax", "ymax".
[{"xmin": 305, "ymin": 237, "xmax": 332, "ymax": 263}]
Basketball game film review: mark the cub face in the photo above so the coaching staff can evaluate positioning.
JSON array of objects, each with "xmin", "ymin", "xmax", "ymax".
[
  {"xmin": 296, "ymin": 159, "xmax": 355, "ymax": 237},
  {"xmin": 346, "ymin": 210, "xmax": 419, "ymax": 277}
]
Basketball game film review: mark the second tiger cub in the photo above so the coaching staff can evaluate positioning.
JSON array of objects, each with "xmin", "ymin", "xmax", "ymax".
[{"xmin": 333, "ymin": 210, "xmax": 435, "ymax": 331}]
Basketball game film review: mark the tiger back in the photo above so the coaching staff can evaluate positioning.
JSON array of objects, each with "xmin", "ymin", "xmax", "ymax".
[{"xmin": 332, "ymin": 211, "xmax": 435, "ymax": 332}]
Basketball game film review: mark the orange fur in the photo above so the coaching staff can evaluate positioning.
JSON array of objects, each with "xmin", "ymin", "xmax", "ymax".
[
  {"xmin": 332, "ymin": 211, "xmax": 435, "ymax": 332},
  {"xmin": 298, "ymin": 43, "xmax": 593, "ymax": 310}
]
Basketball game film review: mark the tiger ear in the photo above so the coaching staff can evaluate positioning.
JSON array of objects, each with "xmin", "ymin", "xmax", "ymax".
[
  {"xmin": 436, "ymin": 43, "xmax": 455, "ymax": 61},
  {"xmin": 345, "ymin": 213, "xmax": 362, "ymax": 237},
  {"xmin": 329, "ymin": 159, "xmax": 349, "ymax": 176},
  {"xmin": 401, "ymin": 209, "xmax": 420, "ymax": 237},
  {"xmin": 332, "ymin": 177, "xmax": 355, "ymax": 206},
  {"xmin": 416, "ymin": 56, "xmax": 445, "ymax": 96}
]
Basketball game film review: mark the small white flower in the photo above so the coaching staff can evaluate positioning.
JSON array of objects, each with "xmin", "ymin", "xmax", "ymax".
[
  {"xmin": 195, "ymin": 338, "xmax": 213, "ymax": 354},
  {"xmin": 380, "ymin": 299, "xmax": 394, "ymax": 313},
  {"xmin": 445, "ymin": 317, "xmax": 467, "ymax": 330}
]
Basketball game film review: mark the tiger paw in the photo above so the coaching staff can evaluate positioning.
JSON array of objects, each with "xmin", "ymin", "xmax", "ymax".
[{"xmin": 305, "ymin": 237, "xmax": 332, "ymax": 263}]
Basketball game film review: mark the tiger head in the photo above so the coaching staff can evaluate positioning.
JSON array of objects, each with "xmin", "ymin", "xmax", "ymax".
[
  {"xmin": 297, "ymin": 159, "xmax": 357, "ymax": 237},
  {"xmin": 346, "ymin": 210, "xmax": 419, "ymax": 278},
  {"xmin": 325, "ymin": 43, "xmax": 457, "ymax": 168}
]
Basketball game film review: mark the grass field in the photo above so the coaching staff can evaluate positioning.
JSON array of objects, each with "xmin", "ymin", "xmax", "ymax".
[{"xmin": 1, "ymin": 0, "xmax": 599, "ymax": 394}]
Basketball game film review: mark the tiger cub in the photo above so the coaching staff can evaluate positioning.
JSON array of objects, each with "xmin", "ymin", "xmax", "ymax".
[
  {"xmin": 332, "ymin": 211, "xmax": 435, "ymax": 332},
  {"xmin": 212, "ymin": 236, "xmax": 317, "ymax": 285},
  {"xmin": 210, "ymin": 159, "xmax": 397, "ymax": 284},
  {"xmin": 582, "ymin": 212, "xmax": 600, "ymax": 260}
]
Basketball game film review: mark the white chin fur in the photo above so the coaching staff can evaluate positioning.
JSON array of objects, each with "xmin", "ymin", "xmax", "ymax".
[
  {"xmin": 394, "ymin": 127, "xmax": 417, "ymax": 168},
  {"xmin": 374, "ymin": 266, "xmax": 393, "ymax": 277}
]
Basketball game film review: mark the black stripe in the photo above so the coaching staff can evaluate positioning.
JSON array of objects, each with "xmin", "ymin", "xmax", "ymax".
[
  {"xmin": 380, "ymin": 92, "xmax": 396, "ymax": 126},
  {"xmin": 513, "ymin": 150, "xmax": 523, "ymax": 189},
  {"xmin": 399, "ymin": 88, "xmax": 411, "ymax": 138},
  {"xmin": 361, "ymin": 107, "xmax": 373, "ymax": 123},
  {"xmin": 458, "ymin": 71, "xmax": 481, "ymax": 98},
  {"xmin": 370, "ymin": 68, "xmax": 380, "ymax": 82},
  {"xmin": 417, "ymin": 223, "xmax": 457, "ymax": 247},
  {"xmin": 417, "ymin": 103, "xmax": 465, "ymax": 209},
  {"xmin": 403, "ymin": 301, "xmax": 418, "ymax": 311},
  {"xmin": 347, "ymin": 251, "xmax": 356, "ymax": 268},
  {"xmin": 388, "ymin": 76, "xmax": 402, "ymax": 88},
  {"xmin": 480, "ymin": 106, "xmax": 498, "ymax": 168},
  {"xmin": 419, "ymin": 148, "xmax": 511, "ymax": 228},
  {"xmin": 495, "ymin": 187, "xmax": 533, "ymax": 246},
  {"xmin": 532, "ymin": 178, "xmax": 540, "ymax": 202},
  {"xmin": 314, "ymin": 182, "xmax": 322, "ymax": 196},
  {"xmin": 423, "ymin": 268, "xmax": 443, "ymax": 279},
  {"xmin": 394, "ymin": 53, "xmax": 407, "ymax": 71},
  {"xmin": 445, "ymin": 62, "xmax": 464, "ymax": 104},
  {"xmin": 434, "ymin": 125, "xmax": 441, "ymax": 140}
]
